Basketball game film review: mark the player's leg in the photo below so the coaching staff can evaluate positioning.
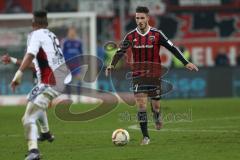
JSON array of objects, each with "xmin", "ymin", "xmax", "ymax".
[
  {"xmin": 149, "ymin": 77, "xmax": 162, "ymax": 130},
  {"xmin": 34, "ymin": 88, "xmax": 58, "ymax": 143},
  {"xmin": 28, "ymin": 85, "xmax": 55, "ymax": 143},
  {"xmin": 22, "ymin": 102, "xmax": 42, "ymax": 160},
  {"xmin": 150, "ymin": 99, "xmax": 163, "ymax": 130},
  {"xmin": 37, "ymin": 111, "xmax": 54, "ymax": 142},
  {"xmin": 135, "ymin": 93, "xmax": 150, "ymax": 145},
  {"xmin": 24, "ymin": 85, "xmax": 58, "ymax": 159}
]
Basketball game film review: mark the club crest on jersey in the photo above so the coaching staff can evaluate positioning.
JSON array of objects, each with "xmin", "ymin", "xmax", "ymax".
[{"xmin": 149, "ymin": 36, "xmax": 155, "ymax": 42}]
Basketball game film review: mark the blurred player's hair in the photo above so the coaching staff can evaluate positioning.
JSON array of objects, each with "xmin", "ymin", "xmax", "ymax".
[
  {"xmin": 136, "ymin": 6, "xmax": 149, "ymax": 14},
  {"xmin": 32, "ymin": 10, "xmax": 48, "ymax": 27}
]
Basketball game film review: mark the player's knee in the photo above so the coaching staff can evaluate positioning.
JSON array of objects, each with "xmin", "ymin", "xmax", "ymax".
[
  {"xmin": 151, "ymin": 101, "xmax": 160, "ymax": 112},
  {"xmin": 152, "ymin": 104, "xmax": 160, "ymax": 111},
  {"xmin": 136, "ymin": 101, "xmax": 147, "ymax": 110},
  {"xmin": 135, "ymin": 95, "xmax": 147, "ymax": 109},
  {"xmin": 22, "ymin": 115, "xmax": 36, "ymax": 127}
]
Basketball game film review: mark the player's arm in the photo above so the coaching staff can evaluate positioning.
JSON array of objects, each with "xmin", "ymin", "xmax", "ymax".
[
  {"xmin": 105, "ymin": 38, "xmax": 130, "ymax": 76},
  {"xmin": 10, "ymin": 31, "xmax": 39, "ymax": 92},
  {"xmin": 159, "ymin": 31, "xmax": 198, "ymax": 71},
  {"xmin": 105, "ymin": 48, "xmax": 126, "ymax": 77},
  {"xmin": 0, "ymin": 53, "xmax": 35, "ymax": 69},
  {"xmin": 10, "ymin": 54, "xmax": 34, "ymax": 92},
  {"xmin": 111, "ymin": 49, "xmax": 126, "ymax": 67}
]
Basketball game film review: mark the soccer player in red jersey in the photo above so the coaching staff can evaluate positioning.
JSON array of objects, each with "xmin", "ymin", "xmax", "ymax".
[{"xmin": 106, "ymin": 6, "xmax": 198, "ymax": 145}]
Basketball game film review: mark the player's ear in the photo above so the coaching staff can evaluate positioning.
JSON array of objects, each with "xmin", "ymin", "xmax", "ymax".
[
  {"xmin": 146, "ymin": 14, "xmax": 150, "ymax": 21},
  {"xmin": 31, "ymin": 22, "xmax": 35, "ymax": 28},
  {"xmin": 32, "ymin": 22, "xmax": 36, "ymax": 29}
]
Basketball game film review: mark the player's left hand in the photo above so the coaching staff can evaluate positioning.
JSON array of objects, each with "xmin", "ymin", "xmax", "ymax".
[
  {"xmin": 185, "ymin": 63, "xmax": 199, "ymax": 72},
  {"xmin": 10, "ymin": 70, "xmax": 23, "ymax": 92},
  {"xmin": 0, "ymin": 54, "xmax": 11, "ymax": 64}
]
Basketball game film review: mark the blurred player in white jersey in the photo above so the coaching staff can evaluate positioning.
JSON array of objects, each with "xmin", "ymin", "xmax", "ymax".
[{"xmin": 10, "ymin": 11, "xmax": 70, "ymax": 160}]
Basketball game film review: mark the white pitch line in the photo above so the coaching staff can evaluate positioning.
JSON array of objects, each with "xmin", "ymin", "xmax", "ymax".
[
  {"xmin": 193, "ymin": 116, "xmax": 240, "ymax": 122},
  {"xmin": 128, "ymin": 124, "xmax": 240, "ymax": 133},
  {"xmin": 140, "ymin": 116, "xmax": 240, "ymax": 125},
  {"xmin": 1, "ymin": 117, "xmax": 240, "ymax": 138},
  {"xmin": 128, "ymin": 116, "xmax": 240, "ymax": 133}
]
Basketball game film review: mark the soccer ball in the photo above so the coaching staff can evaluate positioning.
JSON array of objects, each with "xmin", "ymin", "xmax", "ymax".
[{"xmin": 112, "ymin": 129, "xmax": 130, "ymax": 146}]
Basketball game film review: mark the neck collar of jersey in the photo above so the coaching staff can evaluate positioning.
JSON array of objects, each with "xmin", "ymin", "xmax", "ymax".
[{"xmin": 136, "ymin": 26, "xmax": 151, "ymax": 36}]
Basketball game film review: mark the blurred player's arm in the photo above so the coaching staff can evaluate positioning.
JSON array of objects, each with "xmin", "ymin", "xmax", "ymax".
[
  {"xmin": 10, "ymin": 53, "xmax": 35, "ymax": 92},
  {"xmin": 105, "ymin": 38, "xmax": 130, "ymax": 76},
  {"xmin": 111, "ymin": 49, "xmax": 126, "ymax": 67},
  {"xmin": 159, "ymin": 31, "xmax": 198, "ymax": 71},
  {"xmin": 11, "ymin": 29, "xmax": 40, "ymax": 92},
  {"xmin": 0, "ymin": 53, "xmax": 35, "ymax": 69},
  {"xmin": 105, "ymin": 49, "xmax": 126, "ymax": 76}
]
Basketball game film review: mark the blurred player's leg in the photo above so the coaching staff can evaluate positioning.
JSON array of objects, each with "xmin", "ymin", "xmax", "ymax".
[
  {"xmin": 151, "ymin": 99, "xmax": 162, "ymax": 130},
  {"xmin": 37, "ymin": 111, "xmax": 54, "ymax": 142},
  {"xmin": 38, "ymin": 111, "xmax": 49, "ymax": 133},
  {"xmin": 27, "ymin": 85, "xmax": 57, "ymax": 144},
  {"xmin": 23, "ymin": 86, "xmax": 58, "ymax": 159},
  {"xmin": 135, "ymin": 93, "xmax": 150, "ymax": 145},
  {"xmin": 22, "ymin": 102, "xmax": 41, "ymax": 159}
]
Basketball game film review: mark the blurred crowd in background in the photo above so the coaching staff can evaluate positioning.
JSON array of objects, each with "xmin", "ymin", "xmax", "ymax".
[
  {"xmin": 0, "ymin": 0, "xmax": 240, "ymax": 68},
  {"xmin": 0, "ymin": 0, "xmax": 240, "ymax": 98}
]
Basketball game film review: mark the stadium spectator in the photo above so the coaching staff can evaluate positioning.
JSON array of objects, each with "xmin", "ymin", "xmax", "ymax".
[
  {"xmin": 215, "ymin": 47, "xmax": 229, "ymax": 66},
  {"xmin": 9, "ymin": 11, "xmax": 69, "ymax": 159},
  {"xmin": 106, "ymin": 6, "xmax": 198, "ymax": 145}
]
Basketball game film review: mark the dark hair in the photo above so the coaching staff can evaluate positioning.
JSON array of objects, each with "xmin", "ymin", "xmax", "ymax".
[
  {"xmin": 136, "ymin": 6, "xmax": 149, "ymax": 14},
  {"xmin": 33, "ymin": 10, "xmax": 48, "ymax": 26}
]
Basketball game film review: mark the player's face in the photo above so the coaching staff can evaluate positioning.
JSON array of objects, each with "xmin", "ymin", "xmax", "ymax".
[{"xmin": 135, "ymin": 13, "xmax": 149, "ymax": 31}]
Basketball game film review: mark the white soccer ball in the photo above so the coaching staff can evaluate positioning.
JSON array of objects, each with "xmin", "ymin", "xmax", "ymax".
[{"xmin": 112, "ymin": 128, "xmax": 130, "ymax": 146}]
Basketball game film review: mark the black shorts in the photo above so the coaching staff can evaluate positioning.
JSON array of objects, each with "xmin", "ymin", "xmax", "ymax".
[{"xmin": 132, "ymin": 77, "xmax": 161, "ymax": 100}]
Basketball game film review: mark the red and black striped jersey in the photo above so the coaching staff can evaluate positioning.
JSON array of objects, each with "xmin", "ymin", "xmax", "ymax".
[
  {"xmin": 111, "ymin": 26, "xmax": 188, "ymax": 77},
  {"xmin": 124, "ymin": 27, "xmax": 164, "ymax": 63}
]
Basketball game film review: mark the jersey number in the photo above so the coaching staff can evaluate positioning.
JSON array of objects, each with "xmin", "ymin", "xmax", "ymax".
[{"xmin": 48, "ymin": 34, "xmax": 63, "ymax": 57}]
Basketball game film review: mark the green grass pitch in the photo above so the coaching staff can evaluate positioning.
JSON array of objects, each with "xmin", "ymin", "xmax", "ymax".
[{"xmin": 0, "ymin": 98, "xmax": 240, "ymax": 160}]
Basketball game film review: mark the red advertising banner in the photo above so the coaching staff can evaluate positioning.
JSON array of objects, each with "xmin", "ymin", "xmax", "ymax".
[{"xmin": 160, "ymin": 39, "xmax": 240, "ymax": 67}]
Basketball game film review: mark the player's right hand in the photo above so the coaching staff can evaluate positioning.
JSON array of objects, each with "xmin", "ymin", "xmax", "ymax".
[
  {"xmin": 185, "ymin": 62, "xmax": 199, "ymax": 72},
  {"xmin": 10, "ymin": 70, "xmax": 23, "ymax": 92},
  {"xmin": 0, "ymin": 54, "xmax": 11, "ymax": 64},
  {"xmin": 105, "ymin": 65, "xmax": 114, "ymax": 77}
]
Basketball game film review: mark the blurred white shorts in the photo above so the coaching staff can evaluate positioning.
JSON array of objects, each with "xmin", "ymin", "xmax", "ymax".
[{"xmin": 27, "ymin": 83, "xmax": 60, "ymax": 109}]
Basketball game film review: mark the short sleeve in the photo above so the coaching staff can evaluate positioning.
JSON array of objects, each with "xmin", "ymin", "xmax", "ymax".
[{"xmin": 26, "ymin": 31, "xmax": 41, "ymax": 57}]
